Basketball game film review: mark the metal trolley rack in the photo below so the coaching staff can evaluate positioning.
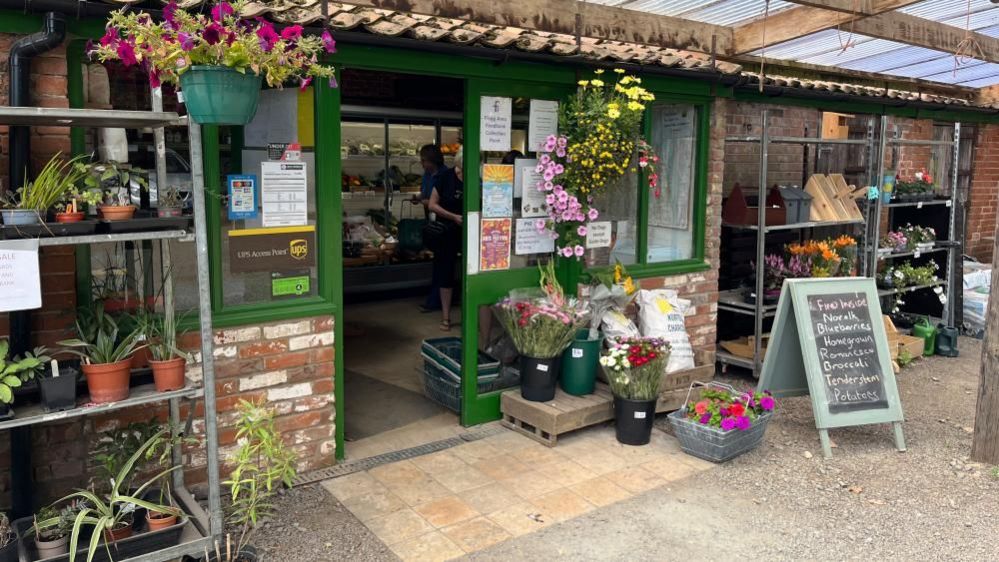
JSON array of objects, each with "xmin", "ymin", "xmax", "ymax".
[{"xmin": 0, "ymin": 106, "xmax": 222, "ymax": 561}]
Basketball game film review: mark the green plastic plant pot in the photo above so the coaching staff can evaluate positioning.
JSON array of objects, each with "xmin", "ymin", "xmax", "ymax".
[
  {"xmin": 560, "ymin": 329, "xmax": 603, "ymax": 396},
  {"xmin": 179, "ymin": 66, "xmax": 262, "ymax": 125}
]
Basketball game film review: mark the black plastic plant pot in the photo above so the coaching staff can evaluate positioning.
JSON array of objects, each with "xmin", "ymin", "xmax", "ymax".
[
  {"xmin": 0, "ymin": 403, "xmax": 12, "ymax": 422},
  {"xmin": 38, "ymin": 371, "xmax": 78, "ymax": 412},
  {"xmin": 613, "ymin": 396, "xmax": 657, "ymax": 446},
  {"xmin": 520, "ymin": 355, "xmax": 560, "ymax": 402}
]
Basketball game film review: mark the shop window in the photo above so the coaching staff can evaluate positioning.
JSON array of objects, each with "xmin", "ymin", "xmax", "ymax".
[
  {"xmin": 219, "ymin": 88, "xmax": 319, "ymax": 306},
  {"xmin": 588, "ymin": 171, "xmax": 639, "ymax": 267},
  {"xmin": 646, "ymin": 103, "xmax": 699, "ymax": 263}
]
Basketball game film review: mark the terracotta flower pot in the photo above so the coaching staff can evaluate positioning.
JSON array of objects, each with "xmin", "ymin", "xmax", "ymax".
[
  {"xmin": 81, "ymin": 358, "xmax": 133, "ymax": 403},
  {"xmin": 150, "ymin": 357, "xmax": 187, "ymax": 392},
  {"xmin": 99, "ymin": 205, "xmax": 136, "ymax": 221},
  {"xmin": 157, "ymin": 207, "xmax": 182, "ymax": 218},
  {"xmin": 35, "ymin": 534, "xmax": 69, "ymax": 558},
  {"xmin": 146, "ymin": 511, "xmax": 178, "ymax": 531},
  {"xmin": 103, "ymin": 522, "xmax": 133, "ymax": 543},
  {"xmin": 131, "ymin": 345, "xmax": 155, "ymax": 370},
  {"xmin": 54, "ymin": 211, "xmax": 85, "ymax": 223}
]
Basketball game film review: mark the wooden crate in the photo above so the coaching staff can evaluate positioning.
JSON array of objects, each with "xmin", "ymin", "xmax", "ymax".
[
  {"xmin": 883, "ymin": 315, "xmax": 924, "ymax": 361},
  {"xmin": 503, "ymin": 352, "xmax": 717, "ymax": 447}
]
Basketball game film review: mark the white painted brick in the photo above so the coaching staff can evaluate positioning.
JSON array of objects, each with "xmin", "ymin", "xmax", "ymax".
[
  {"xmin": 214, "ymin": 327, "xmax": 261, "ymax": 345},
  {"xmin": 293, "ymin": 394, "xmax": 333, "ymax": 412},
  {"xmin": 263, "ymin": 320, "xmax": 313, "ymax": 340},
  {"xmin": 288, "ymin": 331, "xmax": 335, "ymax": 351},
  {"xmin": 320, "ymin": 439, "xmax": 336, "ymax": 456},
  {"xmin": 213, "ymin": 345, "xmax": 238, "ymax": 359},
  {"xmin": 272, "ymin": 400, "xmax": 295, "ymax": 415},
  {"xmin": 184, "ymin": 364, "xmax": 203, "ymax": 384},
  {"xmin": 239, "ymin": 370, "xmax": 288, "ymax": 391},
  {"xmin": 267, "ymin": 382, "xmax": 312, "ymax": 402}
]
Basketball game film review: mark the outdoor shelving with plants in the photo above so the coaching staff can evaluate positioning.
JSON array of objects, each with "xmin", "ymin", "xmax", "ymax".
[
  {"xmin": 90, "ymin": 0, "xmax": 339, "ymax": 126},
  {"xmin": 0, "ymin": 340, "xmax": 50, "ymax": 420}
]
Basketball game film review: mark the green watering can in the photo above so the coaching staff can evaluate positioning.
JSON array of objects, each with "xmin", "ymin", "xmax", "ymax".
[
  {"xmin": 935, "ymin": 323, "xmax": 960, "ymax": 357},
  {"xmin": 912, "ymin": 317, "xmax": 937, "ymax": 357}
]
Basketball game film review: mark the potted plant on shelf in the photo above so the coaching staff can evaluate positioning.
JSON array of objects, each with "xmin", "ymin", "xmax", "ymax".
[
  {"xmin": 54, "ymin": 184, "xmax": 103, "ymax": 223},
  {"xmin": 0, "ymin": 513, "xmax": 15, "ymax": 562},
  {"xmin": 494, "ymin": 261, "xmax": 586, "ymax": 402},
  {"xmin": 209, "ymin": 400, "xmax": 297, "ymax": 562},
  {"xmin": 0, "ymin": 340, "xmax": 49, "ymax": 420},
  {"xmin": 156, "ymin": 186, "xmax": 184, "ymax": 218},
  {"xmin": 668, "ymin": 382, "xmax": 776, "ymax": 463},
  {"xmin": 0, "ymin": 153, "xmax": 86, "ymax": 225},
  {"xmin": 55, "ymin": 429, "xmax": 182, "ymax": 562},
  {"xmin": 600, "ymin": 337, "xmax": 670, "ymax": 445},
  {"xmin": 59, "ymin": 309, "xmax": 145, "ymax": 404},
  {"xmin": 78, "ymin": 161, "xmax": 146, "ymax": 221},
  {"xmin": 31, "ymin": 505, "xmax": 74, "ymax": 558},
  {"xmin": 91, "ymin": 1, "xmax": 338, "ymax": 125},
  {"xmin": 140, "ymin": 311, "xmax": 190, "ymax": 392}
]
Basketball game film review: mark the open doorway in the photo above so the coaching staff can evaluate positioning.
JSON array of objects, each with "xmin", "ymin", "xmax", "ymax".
[{"xmin": 340, "ymin": 69, "xmax": 466, "ymax": 458}]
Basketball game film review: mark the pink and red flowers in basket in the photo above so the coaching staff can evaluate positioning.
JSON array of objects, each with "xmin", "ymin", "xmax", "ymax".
[{"xmin": 687, "ymin": 388, "xmax": 775, "ymax": 432}]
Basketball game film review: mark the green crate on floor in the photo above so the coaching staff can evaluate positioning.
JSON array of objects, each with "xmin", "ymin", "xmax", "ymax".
[{"xmin": 420, "ymin": 337, "xmax": 501, "ymax": 412}]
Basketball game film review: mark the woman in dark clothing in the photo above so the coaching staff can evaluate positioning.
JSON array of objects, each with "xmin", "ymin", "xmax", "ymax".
[{"xmin": 428, "ymin": 149, "xmax": 463, "ymax": 331}]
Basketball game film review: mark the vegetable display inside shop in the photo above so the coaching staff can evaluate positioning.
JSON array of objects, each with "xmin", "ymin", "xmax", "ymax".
[
  {"xmin": 91, "ymin": 0, "xmax": 338, "ymax": 125},
  {"xmin": 493, "ymin": 261, "xmax": 587, "ymax": 402},
  {"xmin": 600, "ymin": 337, "xmax": 671, "ymax": 445},
  {"xmin": 668, "ymin": 383, "xmax": 777, "ymax": 463}
]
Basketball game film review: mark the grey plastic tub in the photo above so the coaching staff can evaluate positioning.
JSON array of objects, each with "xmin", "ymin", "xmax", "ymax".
[{"xmin": 668, "ymin": 409, "xmax": 773, "ymax": 463}]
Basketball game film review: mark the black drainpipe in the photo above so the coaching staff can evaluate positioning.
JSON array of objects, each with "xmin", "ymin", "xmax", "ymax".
[{"xmin": 7, "ymin": 11, "xmax": 66, "ymax": 520}]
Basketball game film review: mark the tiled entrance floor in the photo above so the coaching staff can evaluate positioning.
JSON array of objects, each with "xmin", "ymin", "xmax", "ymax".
[{"xmin": 322, "ymin": 424, "xmax": 715, "ymax": 561}]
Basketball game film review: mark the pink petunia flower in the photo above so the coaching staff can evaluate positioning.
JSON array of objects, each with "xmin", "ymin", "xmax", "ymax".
[
  {"xmin": 577, "ymin": 226, "xmax": 587, "ymax": 237},
  {"xmin": 321, "ymin": 29, "xmax": 337, "ymax": 53},
  {"xmin": 281, "ymin": 25, "xmax": 304, "ymax": 40},
  {"xmin": 587, "ymin": 208, "xmax": 599, "ymax": 221},
  {"xmin": 211, "ymin": 2, "xmax": 234, "ymax": 23},
  {"xmin": 560, "ymin": 247, "xmax": 574, "ymax": 258},
  {"xmin": 574, "ymin": 245, "xmax": 585, "ymax": 257}
]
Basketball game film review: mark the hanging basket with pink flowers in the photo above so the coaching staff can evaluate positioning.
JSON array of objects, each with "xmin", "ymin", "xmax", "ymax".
[{"xmin": 90, "ymin": 1, "xmax": 338, "ymax": 125}]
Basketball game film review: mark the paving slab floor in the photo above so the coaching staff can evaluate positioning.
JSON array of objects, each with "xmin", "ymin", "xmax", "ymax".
[{"xmin": 322, "ymin": 423, "xmax": 715, "ymax": 561}]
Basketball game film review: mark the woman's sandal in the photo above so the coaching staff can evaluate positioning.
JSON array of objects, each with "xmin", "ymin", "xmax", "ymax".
[{"xmin": 440, "ymin": 320, "xmax": 451, "ymax": 332}]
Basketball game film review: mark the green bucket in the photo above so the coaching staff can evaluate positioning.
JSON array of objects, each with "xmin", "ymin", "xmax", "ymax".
[
  {"xmin": 560, "ymin": 329, "xmax": 603, "ymax": 396},
  {"xmin": 179, "ymin": 66, "xmax": 262, "ymax": 125}
]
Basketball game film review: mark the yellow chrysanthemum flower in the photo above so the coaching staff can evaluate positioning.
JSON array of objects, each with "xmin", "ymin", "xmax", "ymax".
[
  {"xmin": 578, "ymin": 80, "xmax": 589, "ymax": 87},
  {"xmin": 591, "ymin": 79, "xmax": 605, "ymax": 87},
  {"xmin": 614, "ymin": 68, "xmax": 625, "ymax": 74}
]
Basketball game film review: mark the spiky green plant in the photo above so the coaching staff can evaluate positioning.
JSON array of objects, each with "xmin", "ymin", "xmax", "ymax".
[{"xmin": 1, "ymin": 153, "xmax": 88, "ymax": 212}]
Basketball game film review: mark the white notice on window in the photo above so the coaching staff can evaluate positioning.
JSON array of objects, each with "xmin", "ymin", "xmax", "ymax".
[
  {"xmin": 480, "ymin": 96, "xmax": 512, "ymax": 152},
  {"xmin": 528, "ymin": 100, "xmax": 558, "ymax": 153},
  {"xmin": 586, "ymin": 221, "xmax": 613, "ymax": 249},
  {"xmin": 261, "ymin": 161, "xmax": 308, "ymax": 227},
  {"xmin": 0, "ymin": 239, "xmax": 41, "ymax": 312},
  {"xmin": 515, "ymin": 218, "xmax": 555, "ymax": 255}
]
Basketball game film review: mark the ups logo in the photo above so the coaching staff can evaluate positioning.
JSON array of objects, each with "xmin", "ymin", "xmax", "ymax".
[{"xmin": 289, "ymin": 239, "xmax": 309, "ymax": 260}]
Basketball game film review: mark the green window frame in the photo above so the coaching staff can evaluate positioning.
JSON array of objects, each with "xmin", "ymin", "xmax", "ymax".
[{"xmin": 586, "ymin": 93, "xmax": 713, "ymax": 280}]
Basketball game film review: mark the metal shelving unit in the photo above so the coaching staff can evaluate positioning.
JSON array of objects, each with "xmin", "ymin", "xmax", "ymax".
[
  {"xmin": 719, "ymin": 109, "xmax": 876, "ymax": 377},
  {"xmin": 868, "ymin": 117, "xmax": 962, "ymax": 327},
  {"xmin": 0, "ymin": 104, "xmax": 222, "ymax": 562}
]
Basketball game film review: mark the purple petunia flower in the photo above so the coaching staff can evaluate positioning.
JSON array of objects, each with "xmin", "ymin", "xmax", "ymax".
[
  {"xmin": 281, "ymin": 25, "xmax": 303, "ymax": 41},
  {"xmin": 698, "ymin": 413, "xmax": 711, "ymax": 425},
  {"xmin": 720, "ymin": 417, "xmax": 737, "ymax": 431},
  {"xmin": 719, "ymin": 407, "xmax": 730, "ymax": 417},
  {"xmin": 116, "ymin": 41, "xmax": 138, "ymax": 66},
  {"xmin": 149, "ymin": 70, "xmax": 161, "ymax": 88},
  {"xmin": 299, "ymin": 75, "xmax": 313, "ymax": 91},
  {"xmin": 322, "ymin": 29, "xmax": 337, "ymax": 53},
  {"xmin": 202, "ymin": 23, "xmax": 223, "ymax": 45},
  {"xmin": 760, "ymin": 396, "xmax": 775, "ymax": 411},
  {"xmin": 163, "ymin": 1, "xmax": 179, "ymax": 28},
  {"xmin": 211, "ymin": 2, "xmax": 234, "ymax": 23},
  {"xmin": 329, "ymin": 74, "xmax": 338, "ymax": 88},
  {"xmin": 99, "ymin": 28, "xmax": 118, "ymax": 48},
  {"xmin": 735, "ymin": 416, "xmax": 752, "ymax": 431},
  {"xmin": 257, "ymin": 23, "xmax": 280, "ymax": 52},
  {"xmin": 178, "ymin": 32, "xmax": 196, "ymax": 51}
]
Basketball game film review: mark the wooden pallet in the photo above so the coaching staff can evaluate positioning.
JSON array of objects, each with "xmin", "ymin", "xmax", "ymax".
[{"xmin": 501, "ymin": 357, "xmax": 714, "ymax": 447}]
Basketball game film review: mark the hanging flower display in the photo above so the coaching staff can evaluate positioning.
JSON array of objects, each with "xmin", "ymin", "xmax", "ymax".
[{"xmin": 533, "ymin": 69, "xmax": 658, "ymax": 259}]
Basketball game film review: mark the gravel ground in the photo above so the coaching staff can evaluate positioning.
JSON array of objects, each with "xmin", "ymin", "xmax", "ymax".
[
  {"xmin": 251, "ymin": 484, "xmax": 398, "ymax": 561},
  {"xmin": 473, "ymin": 337, "xmax": 999, "ymax": 561},
  {"xmin": 249, "ymin": 337, "xmax": 998, "ymax": 561}
]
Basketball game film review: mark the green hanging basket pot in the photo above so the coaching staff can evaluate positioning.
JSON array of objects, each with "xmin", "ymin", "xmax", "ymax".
[{"xmin": 179, "ymin": 65, "xmax": 262, "ymax": 125}]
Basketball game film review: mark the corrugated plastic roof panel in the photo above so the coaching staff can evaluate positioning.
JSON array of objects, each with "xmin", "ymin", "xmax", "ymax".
[
  {"xmin": 748, "ymin": 0, "xmax": 999, "ymax": 86},
  {"xmin": 584, "ymin": 0, "xmax": 795, "ymax": 26}
]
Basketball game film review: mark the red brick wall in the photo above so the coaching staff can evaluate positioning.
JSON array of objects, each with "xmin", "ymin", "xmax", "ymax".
[
  {"xmin": 723, "ymin": 101, "xmax": 816, "ymax": 195},
  {"xmin": 966, "ymin": 124, "xmax": 999, "ymax": 262},
  {"xmin": 0, "ymin": 316, "xmax": 336, "ymax": 509}
]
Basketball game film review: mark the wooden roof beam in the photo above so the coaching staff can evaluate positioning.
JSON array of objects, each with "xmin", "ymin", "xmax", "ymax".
[
  {"xmin": 350, "ymin": 0, "xmax": 733, "ymax": 54},
  {"xmin": 850, "ymin": 11, "xmax": 999, "ymax": 64},
  {"xmin": 731, "ymin": 0, "xmax": 922, "ymax": 55}
]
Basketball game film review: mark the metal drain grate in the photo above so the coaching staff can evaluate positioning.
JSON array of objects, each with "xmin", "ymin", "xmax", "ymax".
[{"xmin": 291, "ymin": 423, "xmax": 507, "ymax": 487}]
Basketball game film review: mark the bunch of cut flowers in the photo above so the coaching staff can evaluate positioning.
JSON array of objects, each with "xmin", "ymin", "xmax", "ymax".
[
  {"xmin": 599, "ymin": 337, "xmax": 670, "ymax": 401},
  {"xmin": 493, "ymin": 261, "xmax": 587, "ymax": 359},
  {"xmin": 586, "ymin": 260, "xmax": 637, "ymax": 339},
  {"xmin": 685, "ymin": 388, "xmax": 775, "ymax": 431}
]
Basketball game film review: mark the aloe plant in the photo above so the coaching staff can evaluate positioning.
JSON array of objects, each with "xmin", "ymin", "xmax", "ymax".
[
  {"xmin": 58, "ymin": 309, "xmax": 145, "ymax": 365},
  {"xmin": 0, "ymin": 153, "xmax": 88, "ymax": 212},
  {"xmin": 48, "ymin": 429, "xmax": 181, "ymax": 562}
]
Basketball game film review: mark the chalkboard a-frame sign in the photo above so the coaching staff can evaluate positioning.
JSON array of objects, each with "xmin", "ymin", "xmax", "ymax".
[{"xmin": 757, "ymin": 278, "xmax": 906, "ymax": 459}]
